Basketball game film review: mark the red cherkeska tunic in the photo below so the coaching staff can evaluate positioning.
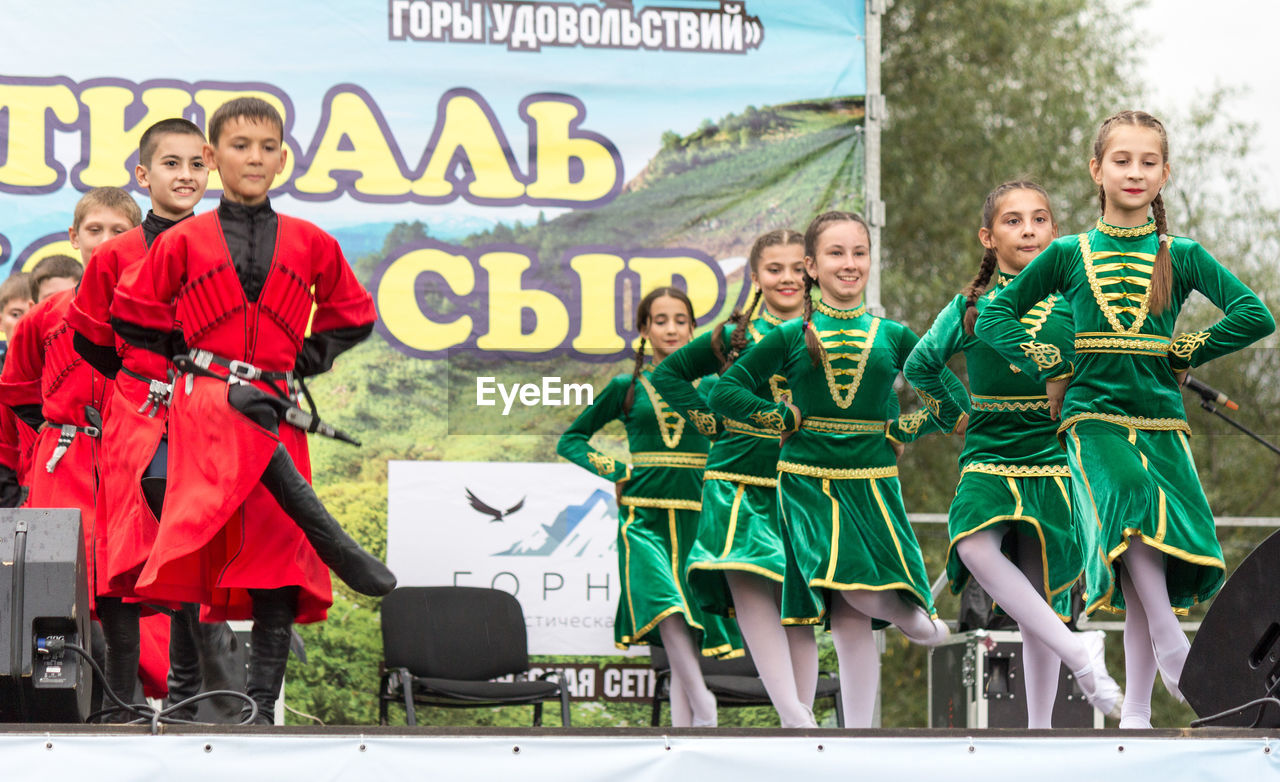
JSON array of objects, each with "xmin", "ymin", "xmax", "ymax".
[
  {"xmin": 68, "ymin": 226, "xmax": 174, "ymax": 601},
  {"xmin": 111, "ymin": 212, "xmax": 376, "ymax": 624},
  {"xmin": 0, "ymin": 289, "xmax": 113, "ymax": 612}
]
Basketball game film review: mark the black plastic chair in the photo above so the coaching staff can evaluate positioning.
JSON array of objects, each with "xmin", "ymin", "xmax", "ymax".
[
  {"xmin": 378, "ymin": 586, "xmax": 570, "ymax": 726},
  {"xmin": 649, "ymin": 645, "xmax": 844, "ymax": 727}
]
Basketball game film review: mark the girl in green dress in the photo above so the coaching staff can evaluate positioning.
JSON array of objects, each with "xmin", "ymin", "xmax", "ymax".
[
  {"xmin": 710, "ymin": 211, "xmax": 961, "ymax": 728},
  {"xmin": 557, "ymin": 287, "xmax": 738, "ymax": 727},
  {"xmin": 651, "ymin": 229, "xmax": 821, "ymax": 728},
  {"xmin": 975, "ymin": 112, "xmax": 1275, "ymax": 728},
  {"xmin": 905, "ymin": 181, "xmax": 1121, "ymax": 726}
]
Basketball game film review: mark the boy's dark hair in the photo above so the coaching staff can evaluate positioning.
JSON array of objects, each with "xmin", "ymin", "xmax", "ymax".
[
  {"xmin": 73, "ymin": 187, "xmax": 142, "ymax": 231},
  {"xmin": 139, "ymin": 118, "xmax": 206, "ymax": 167},
  {"xmin": 208, "ymin": 98, "xmax": 284, "ymax": 146},
  {"xmin": 29, "ymin": 255, "xmax": 84, "ymax": 301},
  {"xmin": 0, "ymin": 273, "xmax": 31, "ymax": 308}
]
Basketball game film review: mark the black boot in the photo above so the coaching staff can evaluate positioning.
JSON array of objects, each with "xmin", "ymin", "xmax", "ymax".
[
  {"xmin": 96, "ymin": 597, "xmax": 141, "ymax": 723},
  {"xmin": 167, "ymin": 603, "xmax": 245, "ymax": 723},
  {"xmin": 241, "ymin": 588, "xmax": 297, "ymax": 726},
  {"xmin": 165, "ymin": 604, "xmax": 203, "ymax": 721},
  {"xmin": 258, "ymin": 444, "xmax": 396, "ymax": 596},
  {"xmin": 196, "ymin": 615, "xmax": 245, "ymax": 723}
]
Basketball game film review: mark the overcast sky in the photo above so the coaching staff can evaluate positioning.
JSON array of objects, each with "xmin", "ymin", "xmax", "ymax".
[{"xmin": 1140, "ymin": 0, "xmax": 1280, "ymax": 203}]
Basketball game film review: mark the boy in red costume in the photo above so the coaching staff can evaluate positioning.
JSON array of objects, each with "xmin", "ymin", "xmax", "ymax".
[
  {"xmin": 0, "ymin": 272, "xmax": 32, "ymax": 507},
  {"xmin": 111, "ymin": 98, "xmax": 393, "ymax": 723},
  {"xmin": 71, "ymin": 119, "xmax": 242, "ymax": 720}
]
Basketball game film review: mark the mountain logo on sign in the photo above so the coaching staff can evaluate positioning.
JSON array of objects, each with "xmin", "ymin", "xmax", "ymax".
[{"xmin": 495, "ymin": 489, "xmax": 617, "ymax": 558}]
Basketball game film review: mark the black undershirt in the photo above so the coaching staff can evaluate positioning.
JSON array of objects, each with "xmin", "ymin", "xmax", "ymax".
[{"xmin": 217, "ymin": 197, "xmax": 278, "ymax": 303}]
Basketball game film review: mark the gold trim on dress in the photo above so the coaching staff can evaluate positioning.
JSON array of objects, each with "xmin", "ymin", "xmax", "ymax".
[
  {"xmin": 587, "ymin": 450, "xmax": 617, "ymax": 476},
  {"xmin": 1170, "ymin": 331, "xmax": 1212, "ymax": 360},
  {"xmin": 631, "ymin": 452, "xmax": 707, "ymax": 468},
  {"xmin": 800, "ymin": 416, "xmax": 888, "ymax": 435},
  {"xmin": 638, "ymin": 374, "xmax": 686, "ymax": 448},
  {"xmin": 749, "ymin": 408, "xmax": 787, "ymax": 431},
  {"xmin": 814, "ymin": 299, "xmax": 867, "ymax": 319},
  {"xmin": 724, "ymin": 419, "xmax": 782, "ymax": 439},
  {"xmin": 1079, "ymin": 233, "xmax": 1155, "ymax": 334},
  {"xmin": 1059, "ymin": 412, "xmax": 1191, "ymax": 435},
  {"xmin": 1019, "ymin": 340, "xmax": 1062, "ymax": 370},
  {"xmin": 759, "ymin": 309, "xmax": 784, "ymax": 326},
  {"xmin": 961, "ymin": 463, "xmax": 1072, "ymax": 477},
  {"xmin": 687, "ymin": 409, "xmax": 719, "ymax": 437},
  {"xmin": 1019, "ymin": 295, "xmax": 1058, "ymax": 340},
  {"xmin": 816, "ymin": 318, "xmax": 881, "ymax": 408},
  {"xmin": 968, "ymin": 395, "xmax": 1051, "ymax": 413},
  {"xmin": 1095, "ymin": 218, "xmax": 1156, "ymax": 238},
  {"xmin": 1074, "ymin": 331, "xmax": 1171, "ymax": 357},
  {"xmin": 719, "ymin": 482, "xmax": 746, "ymax": 558},
  {"xmin": 915, "ymin": 388, "xmax": 942, "ymax": 417},
  {"xmin": 703, "ymin": 470, "xmax": 778, "ymax": 488},
  {"xmin": 618, "ymin": 497, "xmax": 703, "ymax": 511},
  {"xmin": 778, "ymin": 462, "xmax": 898, "ymax": 480},
  {"xmin": 894, "ymin": 410, "xmax": 929, "ymax": 435}
]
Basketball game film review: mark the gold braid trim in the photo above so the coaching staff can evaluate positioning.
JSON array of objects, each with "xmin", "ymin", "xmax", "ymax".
[
  {"xmin": 962, "ymin": 463, "xmax": 1072, "ymax": 478},
  {"xmin": 895, "ymin": 410, "xmax": 929, "ymax": 435},
  {"xmin": 969, "ymin": 396, "xmax": 1051, "ymax": 412},
  {"xmin": 703, "ymin": 470, "xmax": 779, "ymax": 488},
  {"xmin": 768, "ymin": 374, "xmax": 790, "ymax": 404},
  {"xmin": 1096, "ymin": 219, "xmax": 1156, "ymax": 238},
  {"xmin": 801, "ymin": 416, "xmax": 888, "ymax": 435},
  {"xmin": 915, "ymin": 388, "xmax": 942, "ymax": 417},
  {"xmin": 759, "ymin": 309, "xmax": 784, "ymax": 325},
  {"xmin": 818, "ymin": 318, "xmax": 880, "ymax": 409},
  {"xmin": 1059, "ymin": 412, "xmax": 1191, "ymax": 435},
  {"xmin": 724, "ymin": 419, "xmax": 781, "ymax": 438},
  {"xmin": 638, "ymin": 374, "xmax": 686, "ymax": 448},
  {"xmin": 618, "ymin": 497, "xmax": 702, "ymax": 510},
  {"xmin": 1019, "ymin": 341, "xmax": 1062, "ymax": 370},
  {"xmin": 587, "ymin": 451, "xmax": 617, "ymax": 476},
  {"xmin": 687, "ymin": 409, "xmax": 719, "ymax": 437},
  {"xmin": 1074, "ymin": 334, "xmax": 1171, "ymax": 357},
  {"xmin": 1170, "ymin": 331, "xmax": 1212, "ymax": 360},
  {"xmin": 1019, "ymin": 295, "xmax": 1057, "ymax": 340},
  {"xmin": 631, "ymin": 452, "xmax": 707, "ymax": 468},
  {"xmin": 1080, "ymin": 233, "xmax": 1154, "ymax": 335},
  {"xmin": 814, "ymin": 299, "xmax": 867, "ymax": 319},
  {"xmin": 777, "ymin": 462, "xmax": 898, "ymax": 480}
]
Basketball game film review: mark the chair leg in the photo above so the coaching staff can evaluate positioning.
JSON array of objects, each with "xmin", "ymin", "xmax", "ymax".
[
  {"xmin": 399, "ymin": 668, "xmax": 417, "ymax": 727},
  {"xmin": 533, "ymin": 701, "xmax": 543, "ymax": 727},
  {"xmin": 560, "ymin": 686, "xmax": 571, "ymax": 726},
  {"xmin": 834, "ymin": 688, "xmax": 845, "ymax": 728},
  {"xmin": 650, "ymin": 671, "xmax": 668, "ymax": 727}
]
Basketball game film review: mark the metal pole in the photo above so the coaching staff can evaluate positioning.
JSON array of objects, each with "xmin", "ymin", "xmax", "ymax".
[{"xmin": 864, "ymin": 0, "xmax": 885, "ymax": 316}]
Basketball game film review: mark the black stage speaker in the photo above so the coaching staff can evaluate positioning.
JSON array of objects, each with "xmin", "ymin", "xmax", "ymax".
[
  {"xmin": 0, "ymin": 509, "xmax": 91, "ymax": 722},
  {"xmin": 1183, "ymin": 528, "xmax": 1280, "ymax": 727}
]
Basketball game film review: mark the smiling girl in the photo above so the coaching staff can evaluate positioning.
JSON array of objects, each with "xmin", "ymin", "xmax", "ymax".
[
  {"xmin": 651, "ymin": 229, "xmax": 821, "ymax": 727},
  {"xmin": 975, "ymin": 112, "xmax": 1275, "ymax": 728},
  {"xmin": 708, "ymin": 212, "xmax": 966, "ymax": 727},
  {"xmin": 558, "ymin": 286, "xmax": 739, "ymax": 727}
]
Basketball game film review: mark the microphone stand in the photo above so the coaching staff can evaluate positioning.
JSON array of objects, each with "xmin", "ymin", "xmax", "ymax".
[{"xmin": 1193, "ymin": 397, "xmax": 1280, "ymax": 458}]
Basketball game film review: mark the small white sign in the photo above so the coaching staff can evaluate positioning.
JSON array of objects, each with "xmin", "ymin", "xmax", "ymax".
[{"xmin": 388, "ymin": 460, "xmax": 639, "ymax": 655}]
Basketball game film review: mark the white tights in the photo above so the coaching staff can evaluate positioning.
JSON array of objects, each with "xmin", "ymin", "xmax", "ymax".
[
  {"xmin": 725, "ymin": 572, "xmax": 819, "ymax": 727},
  {"xmin": 1118, "ymin": 536, "xmax": 1191, "ymax": 724},
  {"xmin": 829, "ymin": 588, "xmax": 936, "ymax": 727},
  {"xmin": 955, "ymin": 526, "xmax": 1088, "ymax": 728},
  {"xmin": 658, "ymin": 615, "xmax": 718, "ymax": 727}
]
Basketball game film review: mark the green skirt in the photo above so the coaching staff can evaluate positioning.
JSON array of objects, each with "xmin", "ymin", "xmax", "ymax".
[
  {"xmin": 1065, "ymin": 420, "xmax": 1225, "ymax": 615},
  {"xmin": 686, "ymin": 478, "xmax": 785, "ymax": 618},
  {"xmin": 776, "ymin": 470, "xmax": 935, "ymax": 628},
  {"xmin": 945, "ymin": 468, "xmax": 1082, "ymax": 620},
  {"xmin": 615, "ymin": 501, "xmax": 742, "ymax": 657}
]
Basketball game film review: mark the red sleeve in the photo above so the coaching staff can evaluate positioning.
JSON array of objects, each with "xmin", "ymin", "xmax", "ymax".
[
  {"xmin": 0, "ymin": 304, "xmax": 47, "ymax": 410},
  {"xmin": 68, "ymin": 241, "xmax": 123, "ymax": 347},
  {"xmin": 110, "ymin": 228, "xmax": 184, "ymax": 333},
  {"xmin": 0, "ymin": 407, "xmax": 19, "ymax": 471},
  {"xmin": 309, "ymin": 230, "xmax": 376, "ymax": 333}
]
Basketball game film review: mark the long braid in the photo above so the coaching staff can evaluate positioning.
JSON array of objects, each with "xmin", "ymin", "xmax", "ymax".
[
  {"xmin": 962, "ymin": 248, "xmax": 999, "ymax": 335},
  {"xmin": 714, "ymin": 286, "xmax": 762, "ymax": 370},
  {"xmin": 622, "ymin": 337, "xmax": 646, "ymax": 415},
  {"xmin": 801, "ymin": 273, "xmax": 824, "ymax": 366},
  {"xmin": 1148, "ymin": 191, "xmax": 1172, "ymax": 315}
]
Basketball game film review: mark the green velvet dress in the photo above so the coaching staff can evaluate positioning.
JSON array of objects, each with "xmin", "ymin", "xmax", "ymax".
[
  {"xmin": 649, "ymin": 310, "xmax": 792, "ymax": 618},
  {"xmin": 709, "ymin": 299, "xmax": 966, "ymax": 627},
  {"xmin": 557, "ymin": 368, "xmax": 742, "ymax": 656},
  {"xmin": 905, "ymin": 272, "xmax": 1081, "ymax": 619},
  {"xmin": 974, "ymin": 219, "xmax": 1275, "ymax": 615}
]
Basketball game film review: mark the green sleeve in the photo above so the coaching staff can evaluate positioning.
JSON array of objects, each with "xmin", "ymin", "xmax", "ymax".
[
  {"xmin": 904, "ymin": 298, "xmax": 970, "ymax": 431},
  {"xmin": 1168, "ymin": 240, "xmax": 1276, "ymax": 370},
  {"xmin": 886, "ymin": 324, "xmax": 968, "ymax": 443},
  {"xmin": 556, "ymin": 376, "xmax": 632, "ymax": 482},
  {"xmin": 974, "ymin": 243, "xmax": 1072, "ymax": 381},
  {"xmin": 649, "ymin": 328, "xmax": 725, "ymax": 438},
  {"xmin": 709, "ymin": 325, "xmax": 798, "ymax": 434}
]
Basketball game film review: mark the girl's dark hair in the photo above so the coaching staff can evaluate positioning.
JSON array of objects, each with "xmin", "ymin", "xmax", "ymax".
[
  {"xmin": 800, "ymin": 211, "xmax": 870, "ymax": 366},
  {"xmin": 962, "ymin": 180, "xmax": 1053, "ymax": 335},
  {"xmin": 623, "ymin": 286, "xmax": 696, "ymax": 414},
  {"xmin": 711, "ymin": 229, "xmax": 804, "ymax": 370},
  {"xmin": 1093, "ymin": 110, "xmax": 1172, "ymax": 315}
]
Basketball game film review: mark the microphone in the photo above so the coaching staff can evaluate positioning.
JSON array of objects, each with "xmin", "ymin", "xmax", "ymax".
[{"xmin": 1182, "ymin": 374, "xmax": 1238, "ymax": 411}]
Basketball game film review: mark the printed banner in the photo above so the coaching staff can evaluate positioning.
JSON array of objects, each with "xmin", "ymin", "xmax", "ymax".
[{"xmin": 1, "ymin": 1, "xmax": 868, "ymax": 655}]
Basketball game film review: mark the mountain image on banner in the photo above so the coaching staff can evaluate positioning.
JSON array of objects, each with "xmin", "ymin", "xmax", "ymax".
[{"xmin": 496, "ymin": 488, "xmax": 617, "ymax": 558}]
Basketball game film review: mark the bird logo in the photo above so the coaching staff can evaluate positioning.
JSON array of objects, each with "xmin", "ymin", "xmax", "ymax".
[{"xmin": 466, "ymin": 488, "xmax": 526, "ymax": 522}]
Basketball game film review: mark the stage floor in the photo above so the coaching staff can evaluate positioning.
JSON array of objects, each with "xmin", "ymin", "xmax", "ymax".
[{"xmin": 1, "ymin": 726, "xmax": 1276, "ymax": 780}]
